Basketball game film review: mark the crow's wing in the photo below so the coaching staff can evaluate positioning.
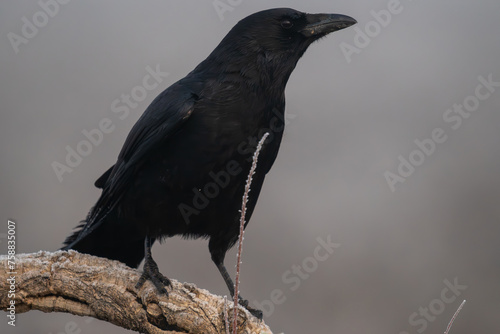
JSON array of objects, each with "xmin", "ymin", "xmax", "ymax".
[
  {"xmin": 94, "ymin": 165, "xmax": 112, "ymax": 189},
  {"xmin": 67, "ymin": 83, "xmax": 197, "ymax": 246}
]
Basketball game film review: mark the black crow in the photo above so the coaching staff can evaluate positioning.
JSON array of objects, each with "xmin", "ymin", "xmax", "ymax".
[{"xmin": 62, "ymin": 8, "xmax": 356, "ymax": 317}]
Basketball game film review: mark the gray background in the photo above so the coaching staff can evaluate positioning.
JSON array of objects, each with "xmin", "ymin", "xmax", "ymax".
[{"xmin": 1, "ymin": 0, "xmax": 499, "ymax": 333}]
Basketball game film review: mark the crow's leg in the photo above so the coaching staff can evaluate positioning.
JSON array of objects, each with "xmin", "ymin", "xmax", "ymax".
[
  {"xmin": 209, "ymin": 240, "xmax": 263, "ymax": 319},
  {"xmin": 136, "ymin": 236, "xmax": 171, "ymax": 294}
]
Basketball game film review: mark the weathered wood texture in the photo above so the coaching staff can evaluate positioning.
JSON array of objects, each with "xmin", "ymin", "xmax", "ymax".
[{"xmin": 0, "ymin": 251, "xmax": 272, "ymax": 334}]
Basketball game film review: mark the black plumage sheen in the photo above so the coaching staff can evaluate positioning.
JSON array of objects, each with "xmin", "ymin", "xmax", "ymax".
[{"xmin": 62, "ymin": 8, "xmax": 356, "ymax": 317}]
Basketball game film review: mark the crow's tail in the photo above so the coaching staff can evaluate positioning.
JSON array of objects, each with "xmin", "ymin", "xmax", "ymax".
[{"xmin": 61, "ymin": 209, "xmax": 146, "ymax": 268}]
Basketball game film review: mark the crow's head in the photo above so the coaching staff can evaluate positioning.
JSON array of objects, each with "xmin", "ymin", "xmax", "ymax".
[
  {"xmin": 234, "ymin": 8, "xmax": 356, "ymax": 53},
  {"xmin": 204, "ymin": 8, "xmax": 356, "ymax": 87}
]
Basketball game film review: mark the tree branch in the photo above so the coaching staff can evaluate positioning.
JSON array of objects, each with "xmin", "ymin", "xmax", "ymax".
[{"xmin": 0, "ymin": 251, "xmax": 272, "ymax": 334}]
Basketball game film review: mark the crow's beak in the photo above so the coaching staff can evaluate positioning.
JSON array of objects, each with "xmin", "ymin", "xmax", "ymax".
[{"xmin": 301, "ymin": 13, "xmax": 357, "ymax": 37}]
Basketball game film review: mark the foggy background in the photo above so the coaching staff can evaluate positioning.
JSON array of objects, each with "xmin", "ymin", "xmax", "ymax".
[{"xmin": 1, "ymin": 0, "xmax": 499, "ymax": 333}]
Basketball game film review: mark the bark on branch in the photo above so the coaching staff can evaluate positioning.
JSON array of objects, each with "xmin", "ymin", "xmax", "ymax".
[{"xmin": 0, "ymin": 251, "xmax": 272, "ymax": 334}]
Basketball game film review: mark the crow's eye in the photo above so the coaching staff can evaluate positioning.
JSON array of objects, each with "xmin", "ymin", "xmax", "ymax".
[{"xmin": 281, "ymin": 20, "xmax": 293, "ymax": 29}]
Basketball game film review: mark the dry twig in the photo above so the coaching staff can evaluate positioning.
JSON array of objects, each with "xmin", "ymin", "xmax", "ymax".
[
  {"xmin": 233, "ymin": 132, "xmax": 269, "ymax": 333},
  {"xmin": 444, "ymin": 299, "xmax": 466, "ymax": 334}
]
